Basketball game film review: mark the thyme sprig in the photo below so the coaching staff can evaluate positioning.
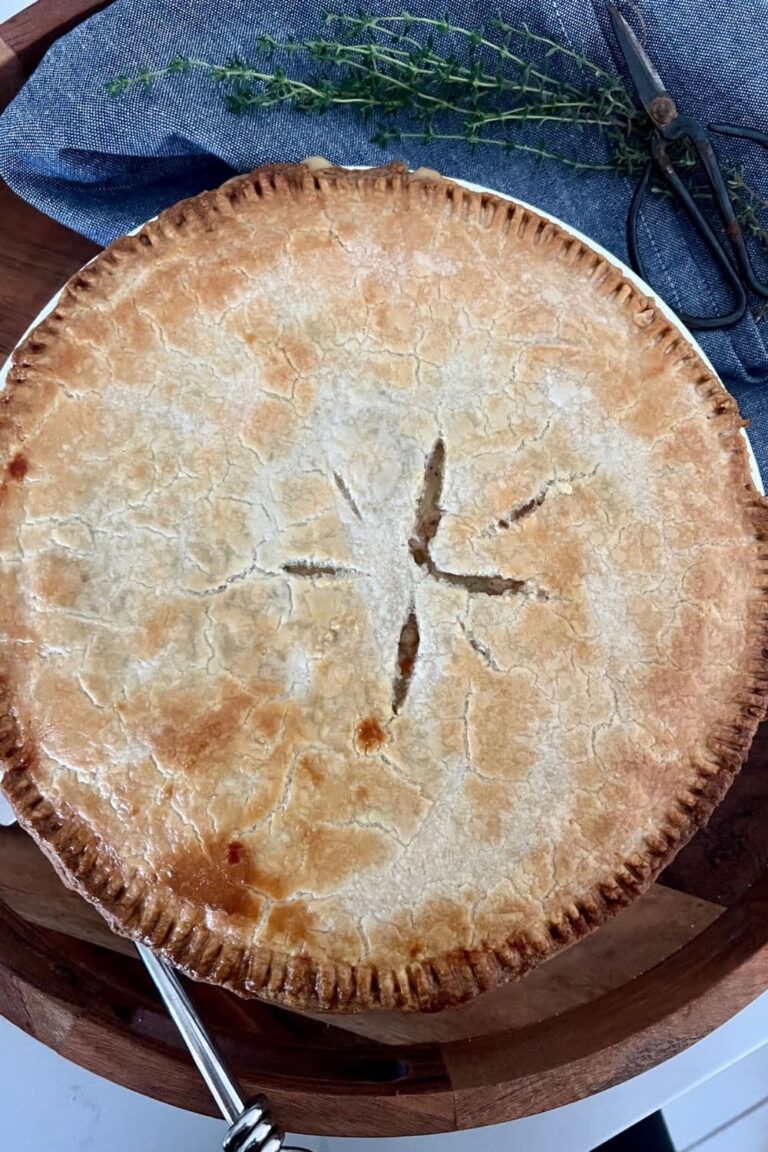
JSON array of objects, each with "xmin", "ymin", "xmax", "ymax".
[{"xmin": 106, "ymin": 11, "xmax": 768, "ymax": 258}]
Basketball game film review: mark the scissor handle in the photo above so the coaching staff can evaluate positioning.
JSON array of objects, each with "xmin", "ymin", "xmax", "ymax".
[
  {"xmin": 709, "ymin": 121, "xmax": 768, "ymax": 149},
  {"xmin": 678, "ymin": 118, "xmax": 768, "ymax": 300},
  {"xmin": 708, "ymin": 120, "xmax": 768, "ymax": 287},
  {"xmin": 627, "ymin": 149, "xmax": 747, "ymax": 330}
]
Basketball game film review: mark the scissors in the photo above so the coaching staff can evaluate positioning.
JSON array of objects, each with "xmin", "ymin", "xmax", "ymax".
[{"xmin": 608, "ymin": 5, "xmax": 768, "ymax": 330}]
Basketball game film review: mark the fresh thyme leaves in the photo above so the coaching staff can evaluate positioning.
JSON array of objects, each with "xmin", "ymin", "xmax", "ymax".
[{"xmin": 106, "ymin": 11, "xmax": 767, "ymax": 254}]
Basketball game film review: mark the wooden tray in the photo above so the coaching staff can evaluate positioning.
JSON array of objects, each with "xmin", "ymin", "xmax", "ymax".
[{"xmin": 2, "ymin": 1, "xmax": 768, "ymax": 1137}]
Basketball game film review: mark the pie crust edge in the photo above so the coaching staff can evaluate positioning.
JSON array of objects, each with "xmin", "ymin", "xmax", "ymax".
[{"xmin": 2, "ymin": 162, "xmax": 767, "ymax": 1014}]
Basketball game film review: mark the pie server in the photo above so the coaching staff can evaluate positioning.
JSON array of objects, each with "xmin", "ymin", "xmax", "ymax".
[
  {"xmin": 0, "ymin": 797, "xmax": 309, "ymax": 1152},
  {"xmin": 136, "ymin": 943, "xmax": 312, "ymax": 1152}
]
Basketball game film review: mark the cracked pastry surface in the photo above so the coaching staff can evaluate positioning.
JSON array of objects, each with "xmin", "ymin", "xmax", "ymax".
[{"xmin": 1, "ymin": 162, "xmax": 767, "ymax": 1012}]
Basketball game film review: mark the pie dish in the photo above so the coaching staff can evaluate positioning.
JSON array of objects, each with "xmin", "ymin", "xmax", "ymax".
[{"xmin": 1, "ymin": 161, "xmax": 766, "ymax": 1013}]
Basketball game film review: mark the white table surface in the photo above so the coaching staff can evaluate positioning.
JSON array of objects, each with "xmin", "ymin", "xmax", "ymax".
[{"xmin": 2, "ymin": 1, "xmax": 768, "ymax": 1148}]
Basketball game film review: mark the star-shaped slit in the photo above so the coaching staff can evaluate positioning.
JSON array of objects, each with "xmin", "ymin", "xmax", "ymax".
[{"xmin": 282, "ymin": 437, "xmax": 552, "ymax": 718}]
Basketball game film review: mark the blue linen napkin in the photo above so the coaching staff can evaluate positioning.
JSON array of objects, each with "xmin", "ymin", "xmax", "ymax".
[{"xmin": 1, "ymin": 0, "xmax": 766, "ymax": 474}]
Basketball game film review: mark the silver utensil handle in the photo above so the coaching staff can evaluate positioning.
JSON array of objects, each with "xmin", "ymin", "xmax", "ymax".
[
  {"xmin": 3, "ymin": 811, "xmax": 302, "ymax": 1150},
  {"xmin": 136, "ymin": 944, "xmax": 291, "ymax": 1151},
  {"xmin": 136, "ymin": 943, "xmax": 245, "ymax": 1124}
]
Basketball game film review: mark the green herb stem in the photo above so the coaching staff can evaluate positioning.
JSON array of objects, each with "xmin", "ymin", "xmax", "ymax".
[
  {"xmin": 380, "ymin": 129, "xmax": 616, "ymax": 170},
  {"xmin": 104, "ymin": 10, "xmax": 768, "ymax": 266},
  {"xmin": 324, "ymin": 12, "xmax": 604, "ymax": 97}
]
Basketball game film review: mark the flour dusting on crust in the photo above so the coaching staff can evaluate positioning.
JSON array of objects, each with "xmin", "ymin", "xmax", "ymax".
[{"xmin": 1, "ymin": 163, "xmax": 766, "ymax": 1012}]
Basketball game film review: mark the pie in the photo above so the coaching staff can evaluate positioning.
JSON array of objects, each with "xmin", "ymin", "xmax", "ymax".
[{"xmin": 1, "ymin": 162, "xmax": 766, "ymax": 1013}]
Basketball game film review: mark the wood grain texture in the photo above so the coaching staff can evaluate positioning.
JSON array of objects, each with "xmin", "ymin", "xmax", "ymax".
[
  {"xmin": 662, "ymin": 722, "xmax": 768, "ymax": 905},
  {"xmin": 0, "ymin": 824, "xmax": 723, "ymax": 1046},
  {"xmin": 0, "ymin": 182, "xmax": 99, "ymax": 357},
  {"xmin": 1, "ymin": 2, "xmax": 768, "ymax": 1134},
  {"xmin": 298, "ymin": 884, "xmax": 722, "ymax": 1044},
  {"xmin": 0, "ymin": 833, "xmax": 767, "ymax": 1136},
  {"xmin": 0, "ymin": 33, "xmax": 24, "ymax": 109},
  {"xmin": 0, "ymin": 824, "xmax": 137, "ymax": 955}
]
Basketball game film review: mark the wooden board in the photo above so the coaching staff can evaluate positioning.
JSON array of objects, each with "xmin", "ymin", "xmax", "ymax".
[
  {"xmin": 662, "ymin": 722, "xmax": 768, "ymax": 906},
  {"xmin": 1, "ymin": 825, "xmax": 768, "ymax": 1136},
  {"xmin": 1, "ymin": 0, "xmax": 768, "ymax": 1137},
  {"xmin": 0, "ymin": 823, "xmax": 725, "ymax": 1044}
]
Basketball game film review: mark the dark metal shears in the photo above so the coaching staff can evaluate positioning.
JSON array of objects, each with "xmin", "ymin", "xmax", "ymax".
[{"xmin": 609, "ymin": 5, "xmax": 768, "ymax": 330}]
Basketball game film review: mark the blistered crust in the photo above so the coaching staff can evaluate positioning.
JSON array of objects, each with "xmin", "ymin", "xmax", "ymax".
[{"xmin": 1, "ymin": 162, "xmax": 767, "ymax": 1012}]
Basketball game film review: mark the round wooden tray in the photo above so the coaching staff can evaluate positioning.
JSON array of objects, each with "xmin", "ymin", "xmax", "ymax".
[{"xmin": 2, "ymin": 1, "xmax": 768, "ymax": 1137}]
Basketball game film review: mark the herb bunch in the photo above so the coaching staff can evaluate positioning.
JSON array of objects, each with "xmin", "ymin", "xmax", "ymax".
[{"xmin": 107, "ymin": 10, "xmax": 768, "ymax": 256}]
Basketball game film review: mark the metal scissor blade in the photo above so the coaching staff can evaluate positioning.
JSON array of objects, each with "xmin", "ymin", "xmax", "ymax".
[{"xmin": 608, "ymin": 5, "xmax": 672, "ymax": 115}]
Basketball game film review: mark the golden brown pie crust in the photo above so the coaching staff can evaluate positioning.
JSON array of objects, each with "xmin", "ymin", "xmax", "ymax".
[{"xmin": 1, "ymin": 162, "xmax": 767, "ymax": 1013}]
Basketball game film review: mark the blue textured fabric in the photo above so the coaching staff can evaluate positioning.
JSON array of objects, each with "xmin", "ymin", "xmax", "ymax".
[{"xmin": 1, "ymin": 0, "xmax": 767, "ymax": 471}]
